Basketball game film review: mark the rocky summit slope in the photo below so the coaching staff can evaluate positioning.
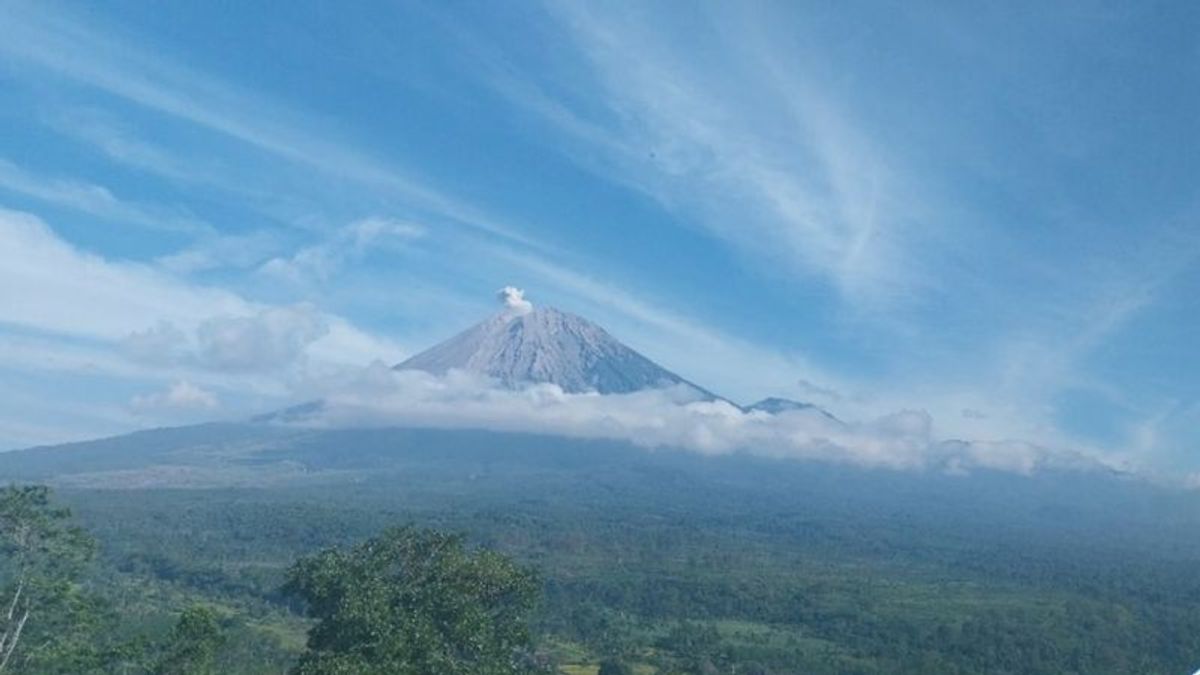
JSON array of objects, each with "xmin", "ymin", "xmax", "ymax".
[{"xmin": 395, "ymin": 306, "xmax": 713, "ymax": 397}]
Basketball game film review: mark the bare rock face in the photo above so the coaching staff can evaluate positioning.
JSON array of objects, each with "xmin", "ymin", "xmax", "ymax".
[{"xmin": 395, "ymin": 307, "xmax": 710, "ymax": 396}]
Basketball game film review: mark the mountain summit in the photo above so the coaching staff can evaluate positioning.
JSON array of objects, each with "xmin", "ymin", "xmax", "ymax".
[{"xmin": 395, "ymin": 298, "xmax": 711, "ymax": 397}]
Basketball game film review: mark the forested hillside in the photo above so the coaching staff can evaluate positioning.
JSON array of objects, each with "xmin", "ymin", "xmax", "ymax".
[{"xmin": 3, "ymin": 426, "xmax": 1200, "ymax": 673}]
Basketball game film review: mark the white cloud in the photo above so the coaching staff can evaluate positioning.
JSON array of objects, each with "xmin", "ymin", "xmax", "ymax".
[
  {"xmin": 43, "ymin": 107, "xmax": 208, "ymax": 184},
  {"xmin": 131, "ymin": 380, "xmax": 219, "ymax": 413},
  {"xmin": 157, "ymin": 230, "xmax": 284, "ymax": 274},
  {"xmin": 259, "ymin": 217, "xmax": 424, "ymax": 284},
  {"xmin": 298, "ymin": 364, "xmax": 1101, "ymax": 474},
  {"xmin": 0, "ymin": 207, "xmax": 405, "ymax": 375},
  {"xmin": 196, "ymin": 305, "xmax": 328, "ymax": 372},
  {"xmin": 0, "ymin": 158, "xmax": 209, "ymax": 234},
  {"xmin": 496, "ymin": 286, "xmax": 533, "ymax": 315},
  {"xmin": 121, "ymin": 320, "xmax": 188, "ymax": 365},
  {"xmin": 0, "ymin": 207, "xmax": 248, "ymax": 339},
  {"xmin": 0, "ymin": 207, "xmax": 414, "ymax": 444},
  {"xmin": 347, "ymin": 217, "xmax": 425, "ymax": 247},
  {"xmin": 473, "ymin": 3, "xmax": 938, "ymax": 308},
  {"xmin": 0, "ymin": 1, "xmax": 537, "ymax": 249}
]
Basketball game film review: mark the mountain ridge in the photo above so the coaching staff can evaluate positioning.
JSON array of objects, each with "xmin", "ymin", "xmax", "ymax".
[
  {"xmin": 744, "ymin": 396, "xmax": 838, "ymax": 420},
  {"xmin": 394, "ymin": 306, "xmax": 720, "ymax": 399}
]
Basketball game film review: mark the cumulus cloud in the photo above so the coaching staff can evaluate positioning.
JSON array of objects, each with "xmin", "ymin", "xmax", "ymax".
[
  {"xmin": 131, "ymin": 380, "xmax": 219, "ymax": 413},
  {"xmin": 0, "ymin": 208, "xmax": 403, "ymax": 375},
  {"xmin": 121, "ymin": 320, "xmax": 188, "ymax": 365},
  {"xmin": 0, "ymin": 208, "xmax": 246, "ymax": 339},
  {"xmin": 291, "ymin": 365, "xmax": 1095, "ymax": 474},
  {"xmin": 497, "ymin": 286, "xmax": 533, "ymax": 315},
  {"xmin": 116, "ymin": 304, "xmax": 338, "ymax": 374},
  {"xmin": 196, "ymin": 305, "xmax": 328, "ymax": 372}
]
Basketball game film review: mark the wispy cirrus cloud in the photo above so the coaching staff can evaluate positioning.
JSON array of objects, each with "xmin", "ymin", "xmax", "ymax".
[
  {"xmin": 259, "ymin": 217, "xmax": 425, "ymax": 285},
  {"xmin": 155, "ymin": 230, "xmax": 285, "ymax": 275},
  {"xmin": 0, "ymin": 0, "xmax": 539, "ymax": 249},
  {"xmin": 0, "ymin": 158, "xmax": 210, "ymax": 234},
  {"xmin": 467, "ymin": 2, "xmax": 942, "ymax": 309},
  {"xmin": 40, "ymin": 108, "xmax": 212, "ymax": 185}
]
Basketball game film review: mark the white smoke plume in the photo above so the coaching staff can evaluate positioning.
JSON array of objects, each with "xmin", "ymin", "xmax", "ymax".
[{"xmin": 496, "ymin": 286, "xmax": 533, "ymax": 315}]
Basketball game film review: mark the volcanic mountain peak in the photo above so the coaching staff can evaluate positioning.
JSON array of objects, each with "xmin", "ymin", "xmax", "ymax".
[{"xmin": 395, "ymin": 305, "xmax": 710, "ymax": 396}]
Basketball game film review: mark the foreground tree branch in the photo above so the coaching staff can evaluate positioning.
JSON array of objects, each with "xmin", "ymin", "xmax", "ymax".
[{"xmin": 0, "ymin": 486, "xmax": 96, "ymax": 673}]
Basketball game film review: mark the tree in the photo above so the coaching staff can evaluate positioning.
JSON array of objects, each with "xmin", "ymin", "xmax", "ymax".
[
  {"xmin": 0, "ymin": 485, "xmax": 97, "ymax": 673},
  {"xmin": 283, "ymin": 526, "xmax": 540, "ymax": 675},
  {"xmin": 155, "ymin": 605, "xmax": 224, "ymax": 675}
]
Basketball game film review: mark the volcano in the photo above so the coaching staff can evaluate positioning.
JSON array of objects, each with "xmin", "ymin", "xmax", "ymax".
[{"xmin": 395, "ymin": 305, "xmax": 714, "ymax": 398}]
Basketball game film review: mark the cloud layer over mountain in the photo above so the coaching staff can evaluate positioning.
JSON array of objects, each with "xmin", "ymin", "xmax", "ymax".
[{"xmin": 300, "ymin": 363, "xmax": 1090, "ymax": 475}]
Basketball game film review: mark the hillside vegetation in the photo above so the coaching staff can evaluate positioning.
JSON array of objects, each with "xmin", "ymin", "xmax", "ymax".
[{"xmin": 3, "ymin": 425, "xmax": 1200, "ymax": 673}]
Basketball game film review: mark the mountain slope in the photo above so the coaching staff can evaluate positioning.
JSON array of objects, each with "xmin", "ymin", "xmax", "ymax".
[
  {"xmin": 745, "ymin": 397, "xmax": 839, "ymax": 421},
  {"xmin": 395, "ymin": 306, "xmax": 715, "ymax": 397}
]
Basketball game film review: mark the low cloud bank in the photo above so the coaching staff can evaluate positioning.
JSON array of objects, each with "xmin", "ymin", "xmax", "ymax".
[{"xmin": 293, "ymin": 363, "xmax": 1095, "ymax": 474}]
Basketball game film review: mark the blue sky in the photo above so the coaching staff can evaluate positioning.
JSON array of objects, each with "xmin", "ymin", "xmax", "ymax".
[{"xmin": 0, "ymin": 0, "xmax": 1197, "ymax": 473}]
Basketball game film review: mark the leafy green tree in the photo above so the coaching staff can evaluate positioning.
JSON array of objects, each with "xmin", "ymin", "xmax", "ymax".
[
  {"xmin": 283, "ymin": 526, "xmax": 540, "ymax": 675},
  {"xmin": 0, "ymin": 485, "xmax": 97, "ymax": 673},
  {"xmin": 155, "ymin": 605, "xmax": 225, "ymax": 675}
]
